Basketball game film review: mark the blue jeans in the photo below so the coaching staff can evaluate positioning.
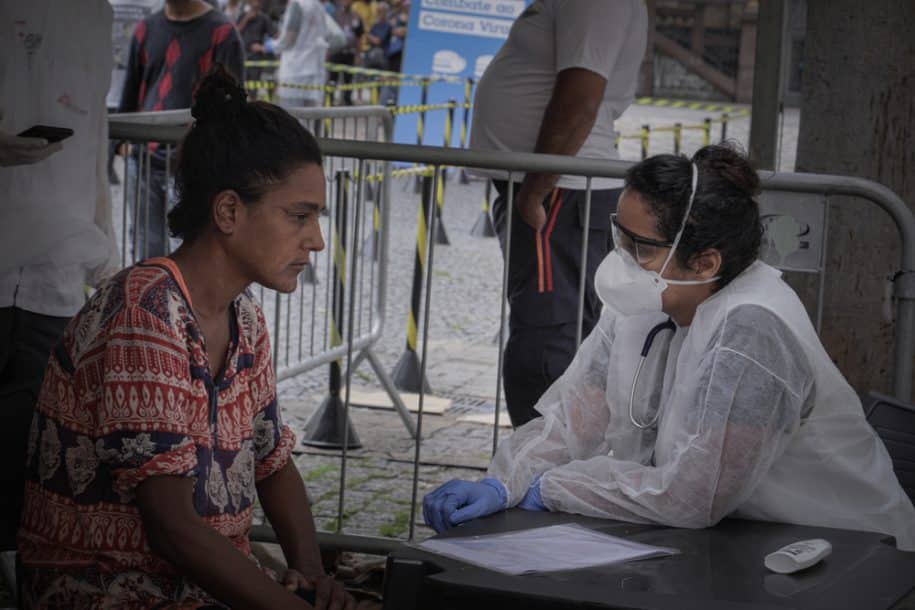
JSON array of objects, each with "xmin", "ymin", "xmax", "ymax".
[{"xmin": 125, "ymin": 155, "xmax": 173, "ymax": 260}]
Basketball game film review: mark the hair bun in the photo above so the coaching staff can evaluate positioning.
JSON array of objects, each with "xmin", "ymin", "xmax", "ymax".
[
  {"xmin": 692, "ymin": 143, "xmax": 760, "ymax": 197},
  {"xmin": 191, "ymin": 64, "xmax": 247, "ymax": 124}
]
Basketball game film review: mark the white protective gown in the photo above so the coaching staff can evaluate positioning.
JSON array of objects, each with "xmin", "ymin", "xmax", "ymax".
[{"xmin": 489, "ymin": 261, "xmax": 915, "ymax": 550}]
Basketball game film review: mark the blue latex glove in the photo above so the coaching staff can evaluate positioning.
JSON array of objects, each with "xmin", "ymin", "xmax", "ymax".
[
  {"xmin": 423, "ymin": 478, "xmax": 507, "ymax": 533},
  {"xmin": 517, "ymin": 476, "xmax": 547, "ymax": 512},
  {"xmin": 264, "ymin": 36, "xmax": 278, "ymax": 55}
]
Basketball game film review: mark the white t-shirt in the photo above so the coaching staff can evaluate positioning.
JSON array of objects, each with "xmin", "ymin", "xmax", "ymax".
[
  {"xmin": 470, "ymin": 0, "xmax": 648, "ymax": 189},
  {"xmin": 0, "ymin": 0, "xmax": 119, "ymax": 317}
]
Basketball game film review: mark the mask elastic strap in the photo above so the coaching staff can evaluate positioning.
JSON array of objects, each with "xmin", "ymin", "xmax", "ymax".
[{"xmin": 657, "ymin": 162, "xmax": 699, "ymax": 279}]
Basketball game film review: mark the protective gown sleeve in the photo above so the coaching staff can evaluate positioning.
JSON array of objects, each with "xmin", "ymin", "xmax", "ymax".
[
  {"xmin": 487, "ymin": 309, "xmax": 618, "ymax": 505},
  {"xmin": 539, "ymin": 305, "xmax": 813, "ymax": 528}
]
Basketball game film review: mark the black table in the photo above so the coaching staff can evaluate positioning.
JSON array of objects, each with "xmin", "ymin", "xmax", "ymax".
[{"xmin": 382, "ymin": 510, "xmax": 915, "ymax": 610}]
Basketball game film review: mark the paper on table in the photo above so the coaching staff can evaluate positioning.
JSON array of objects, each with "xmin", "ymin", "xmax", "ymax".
[{"xmin": 416, "ymin": 523, "xmax": 679, "ymax": 575}]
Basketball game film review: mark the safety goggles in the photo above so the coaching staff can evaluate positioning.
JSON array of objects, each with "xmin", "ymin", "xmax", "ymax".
[{"xmin": 610, "ymin": 213, "xmax": 674, "ymax": 264}]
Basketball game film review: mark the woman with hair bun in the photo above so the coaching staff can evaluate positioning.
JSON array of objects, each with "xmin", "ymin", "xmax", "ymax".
[
  {"xmin": 424, "ymin": 144, "xmax": 915, "ymax": 552},
  {"xmin": 18, "ymin": 66, "xmax": 356, "ymax": 609}
]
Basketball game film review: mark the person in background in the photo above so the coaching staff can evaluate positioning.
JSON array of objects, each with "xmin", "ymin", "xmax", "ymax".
[
  {"xmin": 263, "ymin": 0, "xmax": 288, "ymax": 23},
  {"xmin": 118, "ymin": 0, "xmax": 245, "ymax": 260},
  {"xmin": 362, "ymin": 1, "xmax": 389, "ymax": 70},
  {"xmin": 329, "ymin": 0, "xmax": 364, "ymax": 106},
  {"xmin": 424, "ymin": 145, "xmax": 915, "ymax": 553},
  {"xmin": 268, "ymin": 0, "xmax": 328, "ymax": 108},
  {"xmin": 350, "ymin": 0, "xmax": 375, "ymax": 54},
  {"xmin": 221, "ymin": 0, "xmax": 246, "ymax": 21},
  {"xmin": 470, "ymin": 0, "xmax": 648, "ymax": 427},
  {"xmin": 107, "ymin": 0, "xmax": 165, "ymax": 185},
  {"xmin": 238, "ymin": 0, "xmax": 278, "ymax": 82},
  {"xmin": 0, "ymin": 0, "xmax": 120, "ymax": 599},
  {"xmin": 379, "ymin": 0, "xmax": 408, "ymax": 105},
  {"xmin": 18, "ymin": 66, "xmax": 357, "ymax": 610}
]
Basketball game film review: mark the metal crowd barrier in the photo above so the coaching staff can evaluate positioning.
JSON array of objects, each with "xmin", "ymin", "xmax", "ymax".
[
  {"xmin": 108, "ymin": 114, "xmax": 915, "ymax": 556},
  {"xmin": 108, "ymin": 106, "xmax": 418, "ymax": 440}
]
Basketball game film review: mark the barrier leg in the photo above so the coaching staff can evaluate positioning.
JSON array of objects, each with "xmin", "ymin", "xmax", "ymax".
[
  {"xmin": 392, "ymin": 175, "xmax": 433, "ymax": 393},
  {"xmin": 433, "ymin": 101, "xmax": 456, "ymax": 246},
  {"xmin": 362, "ymin": 175, "xmax": 382, "ymax": 262},
  {"xmin": 641, "ymin": 124, "xmax": 650, "ymax": 160},
  {"xmin": 471, "ymin": 179, "xmax": 497, "ymax": 238},
  {"xmin": 459, "ymin": 78, "xmax": 473, "ymax": 184},
  {"xmin": 674, "ymin": 123, "xmax": 682, "ymax": 155},
  {"xmin": 303, "ymin": 170, "xmax": 362, "ymax": 449},
  {"xmin": 414, "ymin": 79, "xmax": 429, "ymax": 194},
  {"xmin": 434, "ymin": 167, "xmax": 450, "ymax": 246}
]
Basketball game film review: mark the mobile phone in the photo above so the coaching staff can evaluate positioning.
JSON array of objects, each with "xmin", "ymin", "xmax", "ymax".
[{"xmin": 17, "ymin": 125, "xmax": 74, "ymax": 143}]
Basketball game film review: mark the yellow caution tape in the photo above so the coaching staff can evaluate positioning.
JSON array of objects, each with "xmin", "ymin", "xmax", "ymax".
[
  {"xmin": 635, "ymin": 97, "xmax": 750, "ymax": 117},
  {"xmin": 243, "ymin": 59, "xmax": 467, "ymax": 85}
]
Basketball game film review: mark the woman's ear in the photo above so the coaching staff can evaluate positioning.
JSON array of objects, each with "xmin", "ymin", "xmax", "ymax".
[
  {"xmin": 212, "ymin": 190, "xmax": 242, "ymax": 236},
  {"xmin": 690, "ymin": 248, "xmax": 722, "ymax": 280}
]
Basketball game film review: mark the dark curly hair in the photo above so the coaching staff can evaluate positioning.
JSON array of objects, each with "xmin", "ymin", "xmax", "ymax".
[
  {"xmin": 624, "ymin": 143, "xmax": 763, "ymax": 287},
  {"xmin": 168, "ymin": 65, "xmax": 323, "ymax": 243}
]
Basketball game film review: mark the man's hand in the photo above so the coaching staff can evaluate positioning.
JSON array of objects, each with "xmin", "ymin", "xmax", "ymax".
[
  {"xmin": 251, "ymin": 42, "xmax": 266, "ymax": 53},
  {"xmin": 0, "ymin": 131, "xmax": 62, "ymax": 167},
  {"xmin": 515, "ymin": 185, "xmax": 548, "ymax": 232},
  {"xmin": 285, "ymin": 569, "xmax": 356, "ymax": 610}
]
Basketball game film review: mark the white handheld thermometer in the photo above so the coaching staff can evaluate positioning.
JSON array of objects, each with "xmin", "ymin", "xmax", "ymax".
[{"xmin": 764, "ymin": 539, "xmax": 832, "ymax": 574}]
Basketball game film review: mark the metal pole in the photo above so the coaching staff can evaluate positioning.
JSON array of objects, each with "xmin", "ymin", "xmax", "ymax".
[
  {"xmin": 408, "ymin": 168, "xmax": 441, "ymax": 541},
  {"xmin": 416, "ymin": 78, "xmax": 429, "ymax": 147},
  {"xmin": 433, "ymin": 101, "xmax": 455, "ymax": 245},
  {"xmin": 339, "ymin": 165, "xmax": 365, "ymax": 533},
  {"xmin": 391, "ymin": 175, "xmax": 434, "ymax": 393},
  {"xmin": 143, "ymin": 144, "xmax": 151, "ymax": 260},
  {"xmin": 576, "ymin": 180, "xmax": 593, "ymax": 348},
  {"xmin": 748, "ymin": 0, "xmax": 786, "ymax": 170},
  {"xmin": 640, "ymin": 124, "xmax": 650, "ymax": 160},
  {"xmin": 493, "ymin": 177, "xmax": 515, "ymax": 455},
  {"xmin": 164, "ymin": 144, "xmax": 172, "ymax": 254}
]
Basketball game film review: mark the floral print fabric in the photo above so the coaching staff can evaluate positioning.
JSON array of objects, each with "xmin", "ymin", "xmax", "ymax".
[{"xmin": 18, "ymin": 259, "xmax": 295, "ymax": 608}]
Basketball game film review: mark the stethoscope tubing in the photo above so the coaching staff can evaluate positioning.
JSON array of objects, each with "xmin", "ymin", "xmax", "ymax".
[{"xmin": 629, "ymin": 318, "xmax": 677, "ymax": 429}]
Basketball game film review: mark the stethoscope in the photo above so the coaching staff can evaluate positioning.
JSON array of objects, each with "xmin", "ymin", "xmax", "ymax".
[{"xmin": 628, "ymin": 318, "xmax": 677, "ymax": 429}]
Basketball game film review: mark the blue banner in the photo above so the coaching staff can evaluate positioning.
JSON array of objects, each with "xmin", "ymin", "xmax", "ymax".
[{"xmin": 394, "ymin": 0, "xmax": 532, "ymax": 148}]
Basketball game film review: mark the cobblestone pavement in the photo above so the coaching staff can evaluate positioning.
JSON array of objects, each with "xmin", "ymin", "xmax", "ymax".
[{"xmin": 108, "ymin": 103, "xmax": 800, "ymax": 548}]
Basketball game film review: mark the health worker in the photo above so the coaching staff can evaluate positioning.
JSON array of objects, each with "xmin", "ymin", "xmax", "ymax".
[{"xmin": 423, "ymin": 145, "xmax": 915, "ymax": 551}]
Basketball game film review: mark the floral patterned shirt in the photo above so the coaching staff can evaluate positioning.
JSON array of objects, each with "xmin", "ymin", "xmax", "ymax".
[{"xmin": 18, "ymin": 258, "xmax": 296, "ymax": 609}]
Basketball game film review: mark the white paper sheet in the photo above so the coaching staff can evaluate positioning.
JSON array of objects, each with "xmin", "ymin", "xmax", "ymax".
[{"xmin": 416, "ymin": 523, "xmax": 679, "ymax": 575}]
